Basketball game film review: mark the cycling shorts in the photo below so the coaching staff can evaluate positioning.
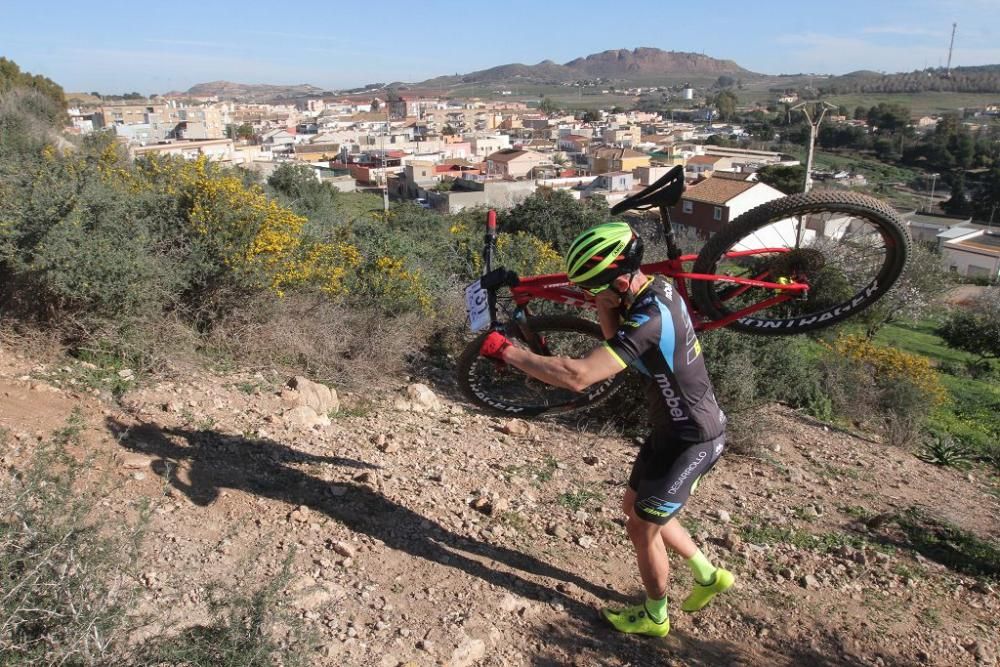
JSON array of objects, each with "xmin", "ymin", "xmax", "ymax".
[{"xmin": 628, "ymin": 432, "xmax": 725, "ymax": 525}]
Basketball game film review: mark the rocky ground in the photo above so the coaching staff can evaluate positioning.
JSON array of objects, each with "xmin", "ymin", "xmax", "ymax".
[{"xmin": 1, "ymin": 343, "xmax": 998, "ymax": 667}]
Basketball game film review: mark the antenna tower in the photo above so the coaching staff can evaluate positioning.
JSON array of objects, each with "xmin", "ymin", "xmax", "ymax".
[{"xmin": 946, "ymin": 23, "xmax": 957, "ymax": 77}]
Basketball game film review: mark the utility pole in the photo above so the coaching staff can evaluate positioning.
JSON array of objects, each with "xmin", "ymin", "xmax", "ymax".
[
  {"xmin": 927, "ymin": 174, "xmax": 941, "ymax": 213},
  {"xmin": 926, "ymin": 173, "xmax": 939, "ymax": 212},
  {"xmin": 381, "ymin": 102, "xmax": 389, "ymax": 214},
  {"xmin": 946, "ymin": 23, "xmax": 957, "ymax": 78},
  {"xmin": 791, "ymin": 101, "xmax": 836, "ymax": 193}
]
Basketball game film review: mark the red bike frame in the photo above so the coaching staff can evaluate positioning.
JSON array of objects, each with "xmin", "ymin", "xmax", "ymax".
[{"xmin": 508, "ymin": 253, "xmax": 808, "ymax": 332}]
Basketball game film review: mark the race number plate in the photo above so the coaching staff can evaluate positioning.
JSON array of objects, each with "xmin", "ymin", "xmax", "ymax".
[{"xmin": 465, "ymin": 279, "xmax": 490, "ymax": 332}]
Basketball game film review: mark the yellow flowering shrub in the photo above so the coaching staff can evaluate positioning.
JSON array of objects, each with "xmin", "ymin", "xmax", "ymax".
[
  {"xmin": 135, "ymin": 156, "xmax": 360, "ymax": 296},
  {"xmin": 448, "ymin": 219, "xmax": 563, "ymax": 280},
  {"xmin": 497, "ymin": 232, "xmax": 563, "ymax": 276},
  {"xmin": 358, "ymin": 255, "xmax": 433, "ymax": 313},
  {"xmin": 833, "ymin": 334, "xmax": 947, "ymax": 406}
]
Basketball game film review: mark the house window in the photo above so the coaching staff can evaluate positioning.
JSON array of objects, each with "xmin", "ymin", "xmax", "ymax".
[
  {"xmin": 714, "ymin": 206, "xmax": 723, "ymax": 221},
  {"xmin": 682, "ymin": 200, "xmax": 693, "ymax": 214}
]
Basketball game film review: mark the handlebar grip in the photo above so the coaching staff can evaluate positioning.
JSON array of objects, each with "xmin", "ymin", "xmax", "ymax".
[
  {"xmin": 480, "ymin": 268, "xmax": 519, "ymax": 290},
  {"xmin": 487, "ymin": 209, "xmax": 497, "ymax": 233}
]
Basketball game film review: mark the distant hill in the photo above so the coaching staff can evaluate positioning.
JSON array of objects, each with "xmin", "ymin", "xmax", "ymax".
[
  {"xmin": 171, "ymin": 51, "xmax": 1000, "ymax": 102},
  {"xmin": 418, "ymin": 47, "xmax": 754, "ymax": 88},
  {"xmin": 164, "ymin": 80, "xmax": 330, "ymax": 102},
  {"xmin": 821, "ymin": 65, "xmax": 1000, "ymax": 95}
]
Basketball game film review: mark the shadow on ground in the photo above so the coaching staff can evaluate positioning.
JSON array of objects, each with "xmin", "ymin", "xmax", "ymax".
[
  {"xmin": 108, "ymin": 417, "xmax": 920, "ymax": 666},
  {"xmin": 522, "ymin": 604, "xmax": 915, "ymax": 667},
  {"xmin": 108, "ymin": 418, "xmax": 628, "ymax": 618}
]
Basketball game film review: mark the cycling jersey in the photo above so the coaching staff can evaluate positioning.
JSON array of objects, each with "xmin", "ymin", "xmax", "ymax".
[{"xmin": 603, "ymin": 276, "xmax": 726, "ymax": 444}]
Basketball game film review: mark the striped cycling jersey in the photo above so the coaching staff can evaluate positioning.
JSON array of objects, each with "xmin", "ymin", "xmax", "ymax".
[{"xmin": 604, "ymin": 276, "xmax": 726, "ymax": 444}]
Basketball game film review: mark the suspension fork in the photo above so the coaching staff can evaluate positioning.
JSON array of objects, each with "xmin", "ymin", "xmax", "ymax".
[
  {"xmin": 509, "ymin": 305, "xmax": 551, "ymax": 355},
  {"xmin": 483, "ymin": 210, "xmax": 546, "ymax": 352}
]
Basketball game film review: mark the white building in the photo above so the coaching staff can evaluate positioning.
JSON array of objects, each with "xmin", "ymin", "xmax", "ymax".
[{"xmin": 939, "ymin": 227, "xmax": 1000, "ymax": 280}]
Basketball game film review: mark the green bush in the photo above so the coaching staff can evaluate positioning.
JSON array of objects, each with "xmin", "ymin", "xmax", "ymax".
[
  {"xmin": 827, "ymin": 334, "xmax": 947, "ymax": 447},
  {"xmin": 499, "ymin": 188, "xmax": 609, "ymax": 251},
  {"xmin": 700, "ymin": 329, "xmax": 829, "ymax": 453},
  {"xmin": 700, "ymin": 328, "xmax": 826, "ymax": 412}
]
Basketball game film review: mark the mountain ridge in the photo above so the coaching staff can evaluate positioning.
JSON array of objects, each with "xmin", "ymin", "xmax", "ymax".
[
  {"xmin": 165, "ymin": 48, "xmax": 1000, "ymax": 101},
  {"xmin": 171, "ymin": 47, "xmax": 754, "ymax": 100}
]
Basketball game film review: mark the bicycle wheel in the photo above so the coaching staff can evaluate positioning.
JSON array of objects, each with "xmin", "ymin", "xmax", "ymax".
[
  {"xmin": 455, "ymin": 315, "xmax": 626, "ymax": 417},
  {"xmin": 692, "ymin": 191, "xmax": 911, "ymax": 335}
]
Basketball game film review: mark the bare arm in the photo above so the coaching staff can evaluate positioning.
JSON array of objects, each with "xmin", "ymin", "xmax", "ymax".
[{"xmin": 501, "ymin": 344, "xmax": 625, "ymax": 393}]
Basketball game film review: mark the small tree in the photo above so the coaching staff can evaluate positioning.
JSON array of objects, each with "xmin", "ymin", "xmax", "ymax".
[
  {"xmin": 538, "ymin": 97, "xmax": 559, "ymax": 115},
  {"xmin": 936, "ymin": 287, "xmax": 1000, "ymax": 374},
  {"xmin": 942, "ymin": 173, "xmax": 971, "ymax": 215},
  {"xmin": 711, "ymin": 90, "xmax": 738, "ymax": 122},
  {"xmin": 500, "ymin": 188, "xmax": 608, "ymax": 251},
  {"xmin": 756, "ymin": 164, "xmax": 806, "ymax": 195},
  {"xmin": 859, "ymin": 242, "xmax": 953, "ymax": 338}
]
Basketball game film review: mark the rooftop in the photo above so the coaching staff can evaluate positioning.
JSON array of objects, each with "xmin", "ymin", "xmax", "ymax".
[
  {"xmin": 901, "ymin": 211, "xmax": 973, "ymax": 228},
  {"xmin": 711, "ymin": 171, "xmax": 755, "ymax": 181},
  {"xmin": 687, "ymin": 155, "xmax": 724, "ymax": 165},
  {"xmin": 948, "ymin": 233, "xmax": 1000, "ymax": 256},
  {"xmin": 487, "ymin": 149, "xmax": 531, "ymax": 162},
  {"xmin": 682, "ymin": 176, "xmax": 758, "ymax": 205}
]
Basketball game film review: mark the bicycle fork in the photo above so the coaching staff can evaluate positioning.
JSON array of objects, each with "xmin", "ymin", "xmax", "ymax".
[{"xmin": 510, "ymin": 307, "xmax": 551, "ymax": 355}]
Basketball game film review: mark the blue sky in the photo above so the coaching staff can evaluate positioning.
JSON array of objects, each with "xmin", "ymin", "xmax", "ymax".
[{"xmin": 3, "ymin": 0, "xmax": 1000, "ymax": 94}]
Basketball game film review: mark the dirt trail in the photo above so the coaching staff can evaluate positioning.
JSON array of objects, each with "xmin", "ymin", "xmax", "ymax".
[{"xmin": 1, "ymin": 346, "xmax": 998, "ymax": 667}]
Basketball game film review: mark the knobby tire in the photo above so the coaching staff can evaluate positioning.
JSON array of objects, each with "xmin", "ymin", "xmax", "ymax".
[
  {"xmin": 456, "ymin": 315, "xmax": 625, "ymax": 417},
  {"xmin": 691, "ymin": 191, "xmax": 911, "ymax": 335}
]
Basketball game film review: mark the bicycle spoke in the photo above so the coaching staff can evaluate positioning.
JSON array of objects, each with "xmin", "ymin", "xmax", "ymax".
[{"xmin": 706, "ymin": 211, "xmax": 893, "ymax": 322}]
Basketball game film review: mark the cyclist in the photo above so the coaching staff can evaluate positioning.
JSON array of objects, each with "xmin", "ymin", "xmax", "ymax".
[{"xmin": 479, "ymin": 221, "xmax": 734, "ymax": 637}]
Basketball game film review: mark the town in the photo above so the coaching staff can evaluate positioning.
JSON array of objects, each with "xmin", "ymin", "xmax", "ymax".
[{"xmin": 67, "ymin": 86, "xmax": 1000, "ymax": 281}]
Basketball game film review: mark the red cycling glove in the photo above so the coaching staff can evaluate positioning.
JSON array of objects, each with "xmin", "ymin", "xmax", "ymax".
[{"xmin": 479, "ymin": 331, "xmax": 512, "ymax": 360}]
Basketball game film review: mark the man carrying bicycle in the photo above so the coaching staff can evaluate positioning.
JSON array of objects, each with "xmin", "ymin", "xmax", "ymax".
[{"xmin": 479, "ymin": 221, "xmax": 734, "ymax": 637}]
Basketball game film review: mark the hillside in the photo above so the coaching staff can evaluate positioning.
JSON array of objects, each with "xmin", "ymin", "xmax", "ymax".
[
  {"xmin": 171, "ymin": 48, "xmax": 756, "ymax": 100},
  {"xmin": 168, "ymin": 51, "xmax": 1000, "ymax": 101},
  {"xmin": 166, "ymin": 80, "xmax": 330, "ymax": 101},
  {"xmin": 1, "ymin": 342, "xmax": 997, "ymax": 666},
  {"xmin": 820, "ymin": 65, "xmax": 1000, "ymax": 95},
  {"xmin": 418, "ymin": 47, "xmax": 754, "ymax": 88}
]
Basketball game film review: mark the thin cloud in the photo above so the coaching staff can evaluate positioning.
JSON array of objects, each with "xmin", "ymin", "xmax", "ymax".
[
  {"xmin": 243, "ymin": 29, "xmax": 344, "ymax": 42},
  {"xmin": 145, "ymin": 38, "xmax": 238, "ymax": 49},
  {"xmin": 861, "ymin": 26, "xmax": 944, "ymax": 38}
]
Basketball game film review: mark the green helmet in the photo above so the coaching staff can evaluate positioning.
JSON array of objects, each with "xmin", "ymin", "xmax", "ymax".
[{"xmin": 565, "ymin": 222, "xmax": 644, "ymax": 291}]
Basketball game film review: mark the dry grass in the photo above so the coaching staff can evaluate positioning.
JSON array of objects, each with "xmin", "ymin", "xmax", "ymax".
[{"xmin": 204, "ymin": 295, "xmax": 449, "ymax": 391}]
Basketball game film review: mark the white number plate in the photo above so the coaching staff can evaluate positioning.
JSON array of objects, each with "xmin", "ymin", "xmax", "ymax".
[{"xmin": 465, "ymin": 279, "xmax": 490, "ymax": 332}]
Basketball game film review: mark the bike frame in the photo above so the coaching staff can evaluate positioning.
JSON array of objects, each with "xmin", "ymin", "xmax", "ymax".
[
  {"xmin": 482, "ymin": 208, "xmax": 809, "ymax": 332},
  {"xmin": 509, "ymin": 254, "xmax": 807, "ymax": 332}
]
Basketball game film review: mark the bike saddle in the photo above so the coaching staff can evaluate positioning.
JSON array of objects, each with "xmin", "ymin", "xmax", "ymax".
[{"xmin": 610, "ymin": 165, "xmax": 685, "ymax": 214}]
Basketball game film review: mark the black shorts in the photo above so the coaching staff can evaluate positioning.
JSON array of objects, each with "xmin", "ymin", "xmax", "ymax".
[{"xmin": 628, "ymin": 432, "xmax": 725, "ymax": 525}]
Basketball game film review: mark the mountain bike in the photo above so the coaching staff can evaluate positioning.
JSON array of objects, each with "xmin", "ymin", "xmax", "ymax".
[{"xmin": 456, "ymin": 165, "xmax": 911, "ymax": 416}]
